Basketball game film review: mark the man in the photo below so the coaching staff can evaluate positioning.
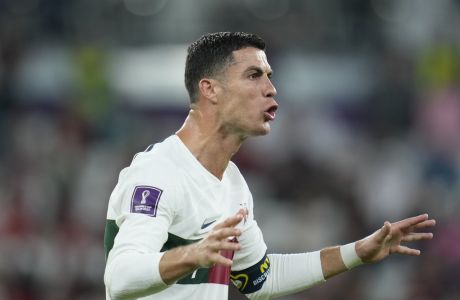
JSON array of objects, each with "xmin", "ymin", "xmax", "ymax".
[{"xmin": 104, "ymin": 32, "xmax": 435, "ymax": 300}]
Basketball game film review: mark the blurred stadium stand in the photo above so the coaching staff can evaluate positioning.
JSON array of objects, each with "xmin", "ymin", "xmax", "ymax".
[{"xmin": 1, "ymin": 0, "xmax": 460, "ymax": 299}]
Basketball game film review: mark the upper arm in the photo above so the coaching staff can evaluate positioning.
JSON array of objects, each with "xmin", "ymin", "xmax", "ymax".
[
  {"xmin": 106, "ymin": 160, "xmax": 179, "ymax": 260},
  {"xmin": 104, "ymin": 160, "xmax": 180, "ymax": 298}
]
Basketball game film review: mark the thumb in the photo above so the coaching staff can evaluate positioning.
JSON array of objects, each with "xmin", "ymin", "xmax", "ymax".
[{"xmin": 374, "ymin": 221, "xmax": 391, "ymax": 243}]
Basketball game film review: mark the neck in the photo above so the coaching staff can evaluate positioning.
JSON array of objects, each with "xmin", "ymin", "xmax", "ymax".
[{"xmin": 176, "ymin": 108, "xmax": 244, "ymax": 180}]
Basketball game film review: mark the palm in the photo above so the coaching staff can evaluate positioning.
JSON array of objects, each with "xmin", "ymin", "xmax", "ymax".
[{"xmin": 356, "ymin": 214, "xmax": 435, "ymax": 264}]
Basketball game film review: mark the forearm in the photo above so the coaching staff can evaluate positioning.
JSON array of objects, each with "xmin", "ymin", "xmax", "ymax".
[
  {"xmin": 105, "ymin": 246, "xmax": 199, "ymax": 299},
  {"xmin": 245, "ymin": 244, "xmax": 362, "ymax": 299},
  {"xmin": 322, "ymin": 241, "xmax": 364, "ymax": 279},
  {"xmin": 320, "ymin": 246, "xmax": 348, "ymax": 279},
  {"xmin": 244, "ymin": 215, "xmax": 435, "ymax": 299},
  {"xmin": 159, "ymin": 245, "xmax": 199, "ymax": 284},
  {"xmin": 105, "ymin": 251, "xmax": 168, "ymax": 300},
  {"xmin": 246, "ymin": 252, "xmax": 325, "ymax": 300}
]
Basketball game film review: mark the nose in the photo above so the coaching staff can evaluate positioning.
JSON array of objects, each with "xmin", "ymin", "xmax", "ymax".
[{"xmin": 265, "ymin": 77, "xmax": 277, "ymax": 98}]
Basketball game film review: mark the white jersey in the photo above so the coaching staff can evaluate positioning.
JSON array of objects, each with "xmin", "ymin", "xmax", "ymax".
[{"xmin": 104, "ymin": 135, "xmax": 268, "ymax": 300}]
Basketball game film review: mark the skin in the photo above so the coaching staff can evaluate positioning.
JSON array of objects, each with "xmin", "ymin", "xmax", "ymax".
[
  {"xmin": 321, "ymin": 214, "xmax": 435, "ymax": 279},
  {"xmin": 176, "ymin": 47, "xmax": 278, "ymax": 179},
  {"xmin": 159, "ymin": 47, "xmax": 435, "ymax": 284}
]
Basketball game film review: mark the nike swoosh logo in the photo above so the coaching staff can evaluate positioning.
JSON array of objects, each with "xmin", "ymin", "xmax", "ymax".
[{"xmin": 201, "ymin": 219, "xmax": 217, "ymax": 229}]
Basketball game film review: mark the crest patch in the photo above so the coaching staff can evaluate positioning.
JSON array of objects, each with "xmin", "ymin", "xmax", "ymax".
[{"xmin": 130, "ymin": 186, "xmax": 162, "ymax": 217}]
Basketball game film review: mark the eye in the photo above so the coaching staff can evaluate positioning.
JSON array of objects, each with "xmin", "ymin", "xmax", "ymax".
[{"xmin": 248, "ymin": 71, "xmax": 263, "ymax": 80}]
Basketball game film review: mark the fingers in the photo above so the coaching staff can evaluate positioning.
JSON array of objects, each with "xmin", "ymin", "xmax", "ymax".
[
  {"xmin": 237, "ymin": 207, "xmax": 248, "ymax": 218},
  {"xmin": 212, "ymin": 209, "xmax": 246, "ymax": 231},
  {"xmin": 195, "ymin": 236, "xmax": 241, "ymax": 267},
  {"xmin": 209, "ymin": 227, "xmax": 242, "ymax": 240},
  {"xmin": 207, "ymin": 252, "xmax": 234, "ymax": 267},
  {"xmin": 392, "ymin": 245, "xmax": 421, "ymax": 256},
  {"xmin": 395, "ymin": 213, "xmax": 429, "ymax": 228},
  {"xmin": 413, "ymin": 219, "xmax": 436, "ymax": 230},
  {"xmin": 194, "ymin": 210, "xmax": 247, "ymax": 268},
  {"xmin": 401, "ymin": 232, "xmax": 434, "ymax": 242},
  {"xmin": 374, "ymin": 221, "xmax": 392, "ymax": 243},
  {"xmin": 208, "ymin": 240, "xmax": 241, "ymax": 252}
]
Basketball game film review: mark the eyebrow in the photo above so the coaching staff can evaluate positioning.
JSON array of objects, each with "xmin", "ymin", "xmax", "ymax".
[{"xmin": 244, "ymin": 66, "xmax": 274, "ymax": 76}]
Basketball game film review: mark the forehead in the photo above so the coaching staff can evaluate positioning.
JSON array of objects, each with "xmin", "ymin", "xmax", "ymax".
[{"xmin": 228, "ymin": 47, "xmax": 271, "ymax": 72}]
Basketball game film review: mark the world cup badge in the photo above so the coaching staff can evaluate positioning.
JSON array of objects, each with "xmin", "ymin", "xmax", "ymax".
[{"xmin": 130, "ymin": 186, "xmax": 163, "ymax": 217}]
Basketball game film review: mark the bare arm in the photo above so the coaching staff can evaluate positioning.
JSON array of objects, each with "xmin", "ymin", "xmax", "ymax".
[
  {"xmin": 321, "ymin": 213, "xmax": 436, "ymax": 279},
  {"xmin": 245, "ymin": 213, "xmax": 436, "ymax": 299},
  {"xmin": 159, "ymin": 209, "xmax": 246, "ymax": 284}
]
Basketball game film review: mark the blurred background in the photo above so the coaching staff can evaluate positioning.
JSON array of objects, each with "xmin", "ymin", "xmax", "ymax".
[{"xmin": 1, "ymin": 0, "xmax": 460, "ymax": 299}]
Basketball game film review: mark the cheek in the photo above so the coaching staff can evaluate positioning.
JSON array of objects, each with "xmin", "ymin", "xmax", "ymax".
[
  {"xmin": 237, "ymin": 97, "xmax": 258, "ymax": 119},
  {"xmin": 223, "ymin": 85, "xmax": 260, "ymax": 119},
  {"xmin": 237, "ymin": 88, "xmax": 259, "ymax": 109}
]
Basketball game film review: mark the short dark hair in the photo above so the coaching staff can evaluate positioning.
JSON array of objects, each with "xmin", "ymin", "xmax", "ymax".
[{"xmin": 184, "ymin": 32, "xmax": 266, "ymax": 103}]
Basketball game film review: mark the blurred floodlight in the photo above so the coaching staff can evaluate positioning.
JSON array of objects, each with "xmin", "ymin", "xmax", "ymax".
[
  {"xmin": 108, "ymin": 44, "xmax": 188, "ymax": 107},
  {"xmin": 13, "ymin": 45, "xmax": 74, "ymax": 103},
  {"xmin": 124, "ymin": 0, "xmax": 169, "ymax": 16},
  {"xmin": 373, "ymin": 0, "xmax": 459, "ymax": 51}
]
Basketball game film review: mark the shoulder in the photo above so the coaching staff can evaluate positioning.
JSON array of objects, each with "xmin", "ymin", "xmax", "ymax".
[
  {"xmin": 108, "ymin": 136, "xmax": 184, "ymax": 217},
  {"xmin": 124, "ymin": 135, "xmax": 182, "ymax": 185},
  {"xmin": 226, "ymin": 161, "xmax": 249, "ymax": 189},
  {"xmin": 226, "ymin": 161, "xmax": 243, "ymax": 179}
]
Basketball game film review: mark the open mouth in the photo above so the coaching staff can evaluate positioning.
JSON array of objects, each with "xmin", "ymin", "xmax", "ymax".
[{"xmin": 264, "ymin": 105, "xmax": 278, "ymax": 121}]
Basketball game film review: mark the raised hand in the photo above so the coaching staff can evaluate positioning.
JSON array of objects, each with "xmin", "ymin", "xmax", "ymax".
[
  {"xmin": 356, "ymin": 214, "xmax": 436, "ymax": 263},
  {"xmin": 159, "ymin": 209, "xmax": 247, "ymax": 284},
  {"xmin": 191, "ymin": 208, "xmax": 247, "ymax": 268}
]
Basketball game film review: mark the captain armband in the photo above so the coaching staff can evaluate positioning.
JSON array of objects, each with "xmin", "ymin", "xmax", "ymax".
[{"xmin": 230, "ymin": 254, "xmax": 270, "ymax": 294}]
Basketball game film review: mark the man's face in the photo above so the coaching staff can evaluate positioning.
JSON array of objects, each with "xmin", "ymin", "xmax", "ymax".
[{"xmin": 216, "ymin": 47, "xmax": 278, "ymax": 137}]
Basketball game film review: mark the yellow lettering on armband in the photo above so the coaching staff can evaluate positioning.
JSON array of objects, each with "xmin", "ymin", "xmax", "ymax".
[{"xmin": 259, "ymin": 257, "xmax": 270, "ymax": 273}]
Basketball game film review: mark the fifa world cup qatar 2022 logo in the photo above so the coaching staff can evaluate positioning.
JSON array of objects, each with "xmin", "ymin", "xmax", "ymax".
[{"xmin": 130, "ymin": 186, "xmax": 163, "ymax": 217}]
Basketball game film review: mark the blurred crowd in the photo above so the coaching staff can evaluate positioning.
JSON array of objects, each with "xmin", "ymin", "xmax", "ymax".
[{"xmin": 1, "ymin": 1, "xmax": 460, "ymax": 299}]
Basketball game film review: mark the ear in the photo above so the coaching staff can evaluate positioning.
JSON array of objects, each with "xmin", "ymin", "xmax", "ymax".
[{"xmin": 198, "ymin": 78, "xmax": 219, "ymax": 104}]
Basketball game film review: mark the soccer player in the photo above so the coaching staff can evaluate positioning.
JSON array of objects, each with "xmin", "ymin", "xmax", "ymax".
[{"xmin": 104, "ymin": 32, "xmax": 435, "ymax": 300}]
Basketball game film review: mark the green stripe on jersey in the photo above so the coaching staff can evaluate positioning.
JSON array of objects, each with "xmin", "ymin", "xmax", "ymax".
[
  {"xmin": 104, "ymin": 219, "xmax": 119, "ymax": 259},
  {"xmin": 103, "ymin": 220, "xmax": 211, "ymax": 284},
  {"xmin": 160, "ymin": 233, "xmax": 209, "ymax": 284},
  {"xmin": 160, "ymin": 232, "xmax": 200, "ymax": 251},
  {"xmin": 104, "ymin": 220, "xmax": 201, "ymax": 259}
]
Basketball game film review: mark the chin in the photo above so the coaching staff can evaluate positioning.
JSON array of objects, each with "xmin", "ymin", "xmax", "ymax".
[{"xmin": 251, "ymin": 124, "xmax": 271, "ymax": 136}]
